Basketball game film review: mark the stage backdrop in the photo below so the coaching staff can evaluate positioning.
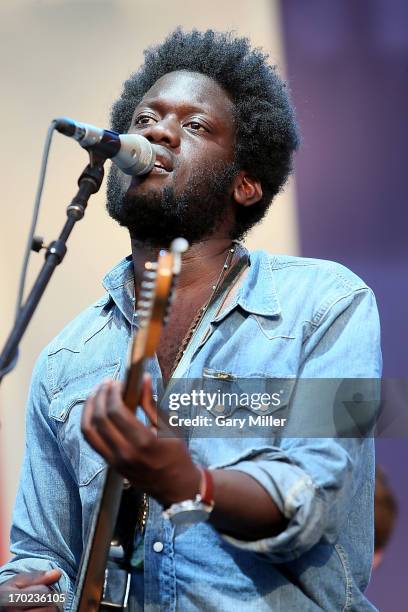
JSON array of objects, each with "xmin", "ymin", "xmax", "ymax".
[{"xmin": 280, "ymin": 1, "xmax": 408, "ymax": 609}]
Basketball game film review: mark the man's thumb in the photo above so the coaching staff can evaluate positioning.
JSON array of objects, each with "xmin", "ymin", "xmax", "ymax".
[{"xmin": 13, "ymin": 569, "xmax": 62, "ymax": 588}]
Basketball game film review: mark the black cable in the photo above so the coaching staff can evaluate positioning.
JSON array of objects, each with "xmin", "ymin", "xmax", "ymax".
[{"xmin": 15, "ymin": 120, "xmax": 57, "ymax": 318}]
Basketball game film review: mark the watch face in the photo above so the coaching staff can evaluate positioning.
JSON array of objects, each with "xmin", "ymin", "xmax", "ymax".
[{"xmin": 169, "ymin": 507, "xmax": 210, "ymax": 526}]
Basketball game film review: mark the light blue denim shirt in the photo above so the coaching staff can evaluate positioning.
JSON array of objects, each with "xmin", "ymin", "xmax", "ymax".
[{"xmin": 0, "ymin": 250, "xmax": 382, "ymax": 611}]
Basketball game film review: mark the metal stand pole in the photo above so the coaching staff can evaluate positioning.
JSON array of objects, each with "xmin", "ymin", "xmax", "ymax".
[{"xmin": 0, "ymin": 158, "xmax": 105, "ymax": 384}]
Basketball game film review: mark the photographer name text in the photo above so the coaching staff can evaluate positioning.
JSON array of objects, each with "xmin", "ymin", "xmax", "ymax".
[{"xmin": 168, "ymin": 414, "xmax": 287, "ymax": 429}]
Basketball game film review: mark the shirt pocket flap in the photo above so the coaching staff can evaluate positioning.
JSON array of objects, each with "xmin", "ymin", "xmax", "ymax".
[
  {"xmin": 48, "ymin": 363, "xmax": 120, "ymax": 486},
  {"xmin": 49, "ymin": 363, "xmax": 120, "ymax": 422},
  {"xmin": 201, "ymin": 368, "xmax": 296, "ymax": 417}
]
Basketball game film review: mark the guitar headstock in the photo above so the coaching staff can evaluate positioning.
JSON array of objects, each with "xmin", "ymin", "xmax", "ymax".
[
  {"xmin": 133, "ymin": 237, "xmax": 188, "ymax": 358},
  {"xmin": 123, "ymin": 238, "xmax": 187, "ymax": 411}
]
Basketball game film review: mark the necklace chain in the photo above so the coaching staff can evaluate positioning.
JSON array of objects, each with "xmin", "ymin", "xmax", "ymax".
[
  {"xmin": 134, "ymin": 242, "xmax": 236, "ymax": 533},
  {"xmin": 170, "ymin": 243, "xmax": 236, "ymax": 377}
]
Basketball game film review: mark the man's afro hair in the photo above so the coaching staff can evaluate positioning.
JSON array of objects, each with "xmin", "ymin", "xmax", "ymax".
[{"xmin": 111, "ymin": 28, "xmax": 299, "ymax": 239}]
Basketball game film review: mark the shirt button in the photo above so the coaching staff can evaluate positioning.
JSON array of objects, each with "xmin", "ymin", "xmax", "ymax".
[{"xmin": 153, "ymin": 541, "xmax": 164, "ymax": 553}]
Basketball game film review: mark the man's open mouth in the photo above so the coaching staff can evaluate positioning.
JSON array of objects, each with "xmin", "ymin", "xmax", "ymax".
[
  {"xmin": 153, "ymin": 160, "xmax": 169, "ymax": 172},
  {"xmin": 151, "ymin": 151, "xmax": 173, "ymax": 173}
]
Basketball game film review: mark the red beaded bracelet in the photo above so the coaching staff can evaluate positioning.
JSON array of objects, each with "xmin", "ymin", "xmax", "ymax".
[{"xmin": 198, "ymin": 467, "xmax": 215, "ymax": 507}]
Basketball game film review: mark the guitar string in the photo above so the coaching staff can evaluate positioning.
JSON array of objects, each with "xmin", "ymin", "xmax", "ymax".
[{"xmin": 132, "ymin": 242, "xmax": 237, "ymax": 535}]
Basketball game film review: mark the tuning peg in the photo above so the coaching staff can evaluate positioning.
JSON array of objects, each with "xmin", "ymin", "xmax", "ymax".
[
  {"xmin": 139, "ymin": 291, "xmax": 153, "ymax": 300},
  {"xmin": 171, "ymin": 237, "xmax": 189, "ymax": 254},
  {"xmin": 145, "ymin": 261, "xmax": 158, "ymax": 270},
  {"xmin": 141, "ymin": 280, "xmax": 155, "ymax": 290}
]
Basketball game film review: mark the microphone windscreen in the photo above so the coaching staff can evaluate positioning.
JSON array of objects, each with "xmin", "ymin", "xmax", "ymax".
[{"xmin": 113, "ymin": 134, "xmax": 155, "ymax": 176}]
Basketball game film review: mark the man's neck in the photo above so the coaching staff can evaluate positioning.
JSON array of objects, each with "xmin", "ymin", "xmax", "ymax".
[
  {"xmin": 130, "ymin": 235, "xmax": 234, "ymax": 298},
  {"xmin": 130, "ymin": 233, "xmax": 239, "ymax": 383}
]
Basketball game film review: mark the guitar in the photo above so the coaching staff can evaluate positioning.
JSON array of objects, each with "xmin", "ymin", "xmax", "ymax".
[{"xmin": 71, "ymin": 238, "xmax": 188, "ymax": 612}]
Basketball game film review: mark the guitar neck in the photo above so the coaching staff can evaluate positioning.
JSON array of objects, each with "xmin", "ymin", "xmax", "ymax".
[
  {"xmin": 71, "ymin": 467, "xmax": 125, "ymax": 612},
  {"xmin": 71, "ymin": 243, "xmax": 183, "ymax": 611},
  {"xmin": 72, "ymin": 358, "xmax": 145, "ymax": 612}
]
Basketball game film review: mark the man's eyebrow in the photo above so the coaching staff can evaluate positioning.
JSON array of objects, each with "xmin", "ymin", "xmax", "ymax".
[{"xmin": 133, "ymin": 97, "xmax": 215, "ymax": 116}]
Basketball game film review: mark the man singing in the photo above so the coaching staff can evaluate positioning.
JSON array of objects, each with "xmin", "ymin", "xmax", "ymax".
[{"xmin": 0, "ymin": 29, "xmax": 381, "ymax": 611}]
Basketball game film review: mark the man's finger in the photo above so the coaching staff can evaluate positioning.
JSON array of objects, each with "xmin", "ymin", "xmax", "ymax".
[
  {"xmin": 96, "ymin": 383, "xmax": 150, "ymax": 454},
  {"xmin": 12, "ymin": 569, "xmax": 62, "ymax": 588},
  {"xmin": 137, "ymin": 374, "xmax": 157, "ymax": 427},
  {"xmin": 139, "ymin": 373, "xmax": 175, "ymax": 433},
  {"xmin": 104, "ymin": 382, "xmax": 155, "ymax": 442},
  {"xmin": 82, "ymin": 382, "xmax": 155, "ymax": 470},
  {"xmin": 139, "ymin": 375, "xmax": 185, "ymax": 438}
]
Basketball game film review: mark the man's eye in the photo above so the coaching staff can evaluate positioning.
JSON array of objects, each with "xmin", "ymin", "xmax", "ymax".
[
  {"xmin": 134, "ymin": 115, "xmax": 156, "ymax": 126},
  {"xmin": 184, "ymin": 121, "xmax": 206, "ymax": 132}
]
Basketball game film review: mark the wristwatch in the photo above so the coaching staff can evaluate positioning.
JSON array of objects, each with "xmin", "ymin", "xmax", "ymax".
[{"xmin": 162, "ymin": 467, "xmax": 215, "ymax": 526}]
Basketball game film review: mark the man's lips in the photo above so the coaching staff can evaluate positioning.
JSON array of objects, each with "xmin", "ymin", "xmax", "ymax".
[
  {"xmin": 128, "ymin": 147, "xmax": 173, "ymax": 185},
  {"xmin": 151, "ymin": 149, "xmax": 173, "ymax": 173},
  {"xmin": 151, "ymin": 162, "xmax": 169, "ymax": 173}
]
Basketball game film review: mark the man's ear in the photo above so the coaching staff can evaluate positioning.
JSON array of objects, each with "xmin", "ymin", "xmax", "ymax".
[{"xmin": 232, "ymin": 171, "xmax": 263, "ymax": 206}]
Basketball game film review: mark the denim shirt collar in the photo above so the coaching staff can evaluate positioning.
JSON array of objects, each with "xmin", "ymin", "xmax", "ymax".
[
  {"xmin": 235, "ymin": 250, "xmax": 281, "ymax": 317},
  {"xmin": 101, "ymin": 249, "xmax": 281, "ymax": 325},
  {"xmin": 102, "ymin": 254, "xmax": 135, "ymax": 325}
]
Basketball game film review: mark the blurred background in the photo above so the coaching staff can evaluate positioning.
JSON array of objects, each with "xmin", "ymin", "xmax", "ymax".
[{"xmin": 0, "ymin": 1, "xmax": 406, "ymax": 609}]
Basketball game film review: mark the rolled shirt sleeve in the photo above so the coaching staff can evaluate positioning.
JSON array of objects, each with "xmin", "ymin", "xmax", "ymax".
[{"xmin": 211, "ymin": 287, "xmax": 381, "ymax": 562}]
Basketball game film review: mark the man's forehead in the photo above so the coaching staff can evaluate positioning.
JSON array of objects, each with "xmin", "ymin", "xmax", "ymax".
[{"xmin": 136, "ymin": 70, "xmax": 233, "ymax": 114}]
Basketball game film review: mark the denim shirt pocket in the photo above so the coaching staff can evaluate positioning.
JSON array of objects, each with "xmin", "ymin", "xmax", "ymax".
[
  {"xmin": 201, "ymin": 367, "xmax": 296, "ymax": 418},
  {"xmin": 184, "ymin": 369, "xmax": 297, "ymax": 466},
  {"xmin": 49, "ymin": 362, "xmax": 120, "ymax": 486}
]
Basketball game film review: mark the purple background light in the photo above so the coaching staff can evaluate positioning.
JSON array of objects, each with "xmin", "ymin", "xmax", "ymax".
[{"xmin": 280, "ymin": 1, "xmax": 408, "ymax": 608}]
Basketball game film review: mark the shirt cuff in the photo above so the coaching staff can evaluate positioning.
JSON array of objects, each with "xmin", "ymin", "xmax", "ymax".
[{"xmin": 210, "ymin": 447, "xmax": 325, "ymax": 563}]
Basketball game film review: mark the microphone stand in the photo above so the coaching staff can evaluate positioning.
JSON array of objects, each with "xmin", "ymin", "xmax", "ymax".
[{"xmin": 0, "ymin": 154, "xmax": 106, "ymax": 385}]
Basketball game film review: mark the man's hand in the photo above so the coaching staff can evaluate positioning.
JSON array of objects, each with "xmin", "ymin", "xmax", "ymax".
[
  {"xmin": 82, "ymin": 374, "xmax": 286, "ymax": 540},
  {"xmin": 81, "ymin": 374, "xmax": 201, "ymax": 507},
  {"xmin": 0, "ymin": 569, "xmax": 62, "ymax": 611}
]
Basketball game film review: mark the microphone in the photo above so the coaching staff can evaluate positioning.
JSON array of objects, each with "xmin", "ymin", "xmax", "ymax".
[{"xmin": 54, "ymin": 117, "xmax": 155, "ymax": 176}]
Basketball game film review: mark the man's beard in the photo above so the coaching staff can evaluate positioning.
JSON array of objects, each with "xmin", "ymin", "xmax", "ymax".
[{"xmin": 106, "ymin": 160, "xmax": 237, "ymax": 247}]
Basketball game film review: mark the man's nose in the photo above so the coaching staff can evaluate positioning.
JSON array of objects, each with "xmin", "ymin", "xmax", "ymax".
[{"xmin": 143, "ymin": 117, "xmax": 181, "ymax": 148}]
